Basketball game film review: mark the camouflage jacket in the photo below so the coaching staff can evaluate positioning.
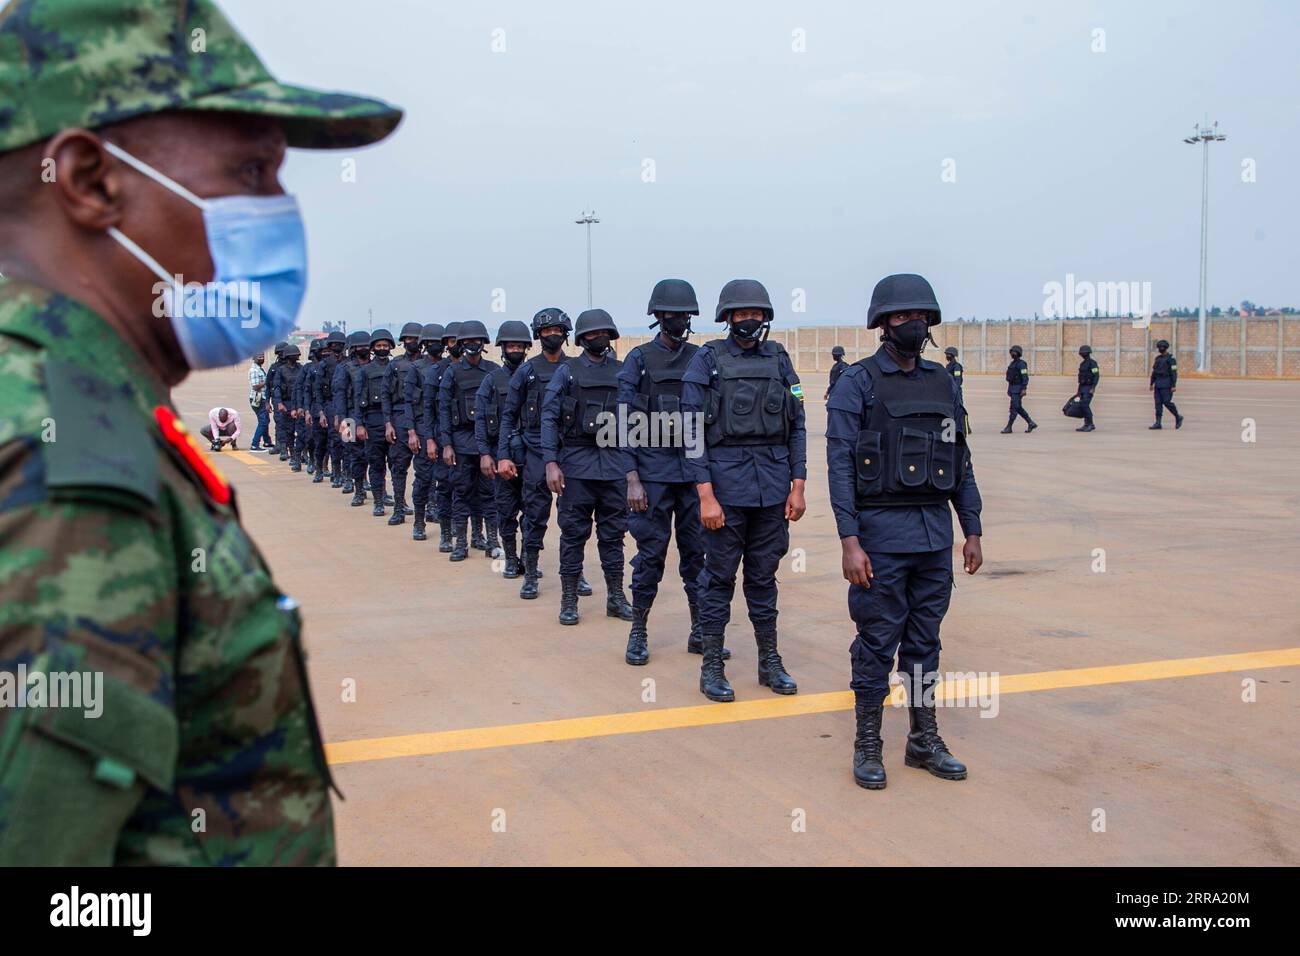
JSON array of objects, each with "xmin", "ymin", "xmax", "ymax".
[{"xmin": 0, "ymin": 277, "xmax": 335, "ymax": 866}]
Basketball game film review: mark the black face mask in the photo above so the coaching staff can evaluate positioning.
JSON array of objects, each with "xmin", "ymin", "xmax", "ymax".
[
  {"xmin": 427, "ymin": 343, "xmax": 444, "ymax": 358},
  {"xmin": 540, "ymin": 333, "xmax": 566, "ymax": 353},
  {"xmin": 353, "ymin": 349, "xmax": 370, "ymax": 361},
  {"xmin": 503, "ymin": 348, "xmax": 526, "ymax": 368},
  {"xmin": 448, "ymin": 343, "xmax": 463, "ymax": 358},
  {"xmin": 372, "ymin": 348, "xmax": 391, "ymax": 360},
  {"xmin": 461, "ymin": 341, "xmax": 485, "ymax": 356},
  {"xmin": 885, "ymin": 318, "xmax": 930, "ymax": 356},
  {"xmin": 658, "ymin": 314, "xmax": 691, "ymax": 342},
  {"xmin": 404, "ymin": 340, "xmax": 420, "ymax": 354},
  {"xmin": 583, "ymin": 334, "xmax": 611, "ymax": 356},
  {"xmin": 731, "ymin": 318, "xmax": 767, "ymax": 342}
]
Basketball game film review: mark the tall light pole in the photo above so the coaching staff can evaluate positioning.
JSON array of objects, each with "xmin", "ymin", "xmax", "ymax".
[
  {"xmin": 575, "ymin": 210, "xmax": 600, "ymax": 308},
  {"xmin": 1183, "ymin": 120, "xmax": 1226, "ymax": 372}
]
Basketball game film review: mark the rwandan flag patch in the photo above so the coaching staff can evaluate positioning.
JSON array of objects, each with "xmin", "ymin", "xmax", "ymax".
[{"xmin": 790, "ymin": 382, "xmax": 804, "ymax": 402}]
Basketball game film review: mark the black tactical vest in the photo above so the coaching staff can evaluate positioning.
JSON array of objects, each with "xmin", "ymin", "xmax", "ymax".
[
  {"xmin": 562, "ymin": 357, "xmax": 621, "ymax": 446},
  {"xmin": 853, "ymin": 355, "xmax": 966, "ymax": 509},
  {"xmin": 407, "ymin": 356, "xmax": 430, "ymax": 425},
  {"xmin": 388, "ymin": 354, "xmax": 413, "ymax": 407},
  {"xmin": 523, "ymin": 354, "xmax": 568, "ymax": 429},
  {"xmin": 702, "ymin": 340, "xmax": 795, "ymax": 447},
  {"xmin": 451, "ymin": 360, "xmax": 491, "ymax": 428},
  {"xmin": 635, "ymin": 340, "xmax": 696, "ymax": 416},
  {"xmin": 278, "ymin": 363, "xmax": 300, "ymax": 401},
  {"xmin": 319, "ymin": 355, "xmax": 336, "ymax": 402},
  {"xmin": 483, "ymin": 365, "xmax": 514, "ymax": 441},
  {"xmin": 359, "ymin": 360, "xmax": 386, "ymax": 410}
]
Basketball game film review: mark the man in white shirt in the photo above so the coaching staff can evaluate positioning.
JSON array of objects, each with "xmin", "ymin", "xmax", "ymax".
[
  {"xmin": 202, "ymin": 407, "xmax": 242, "ymax": 451},
  {"xmin": 247, "ymin": 352, "xmax": 270, "ymax": 450}
]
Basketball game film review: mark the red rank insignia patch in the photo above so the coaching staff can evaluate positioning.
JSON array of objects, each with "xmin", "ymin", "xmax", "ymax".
[{"xmin": 153, "ymin": 405, "xmax": 232, "ymax": 506}]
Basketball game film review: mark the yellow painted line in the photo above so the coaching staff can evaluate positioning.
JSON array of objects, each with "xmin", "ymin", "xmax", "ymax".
[
  {"xmin": 324, "ymin": 647, "xmax": 1300, "ymax": 766},
  {"xmin": 224, "ymin": 450, "xmax": 275, "ymax": 467}
]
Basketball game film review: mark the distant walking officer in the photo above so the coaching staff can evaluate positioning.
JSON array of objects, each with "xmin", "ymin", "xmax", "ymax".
[
  {"xmin": 477, "ymin": 321, "xmax": 533, "ymax": 577},
  {"xmin": 298, "ymin": 340, "xmax": 322, "ymax": 477},
  {"xmin": 316, "ymin": 331, "xmax": 346, "ymax": 485},
  {"xmin": 826, "ymin": 273, "xmax": 983, "ymax": 791},
  {"xmin": 496, "ymin": 308, "xmax": 591, "ymax": 600},
  {"xmin": 618, "ymin": 279, "xmax": 716, "ymax": 665},
  {"xmin": 423, "ymin": 322, "xmax": 461, "ymax": 547},
  {"xmin": 825, "ymin": 344, "xmax": 849, "ymax": 399},
  {"xmin": 943, "ymin": 346, "xmax": 963, "ymax": 400},
  {"xmin": 273, "ymin": 343, "xmax": 302, "ymax": 469},
  {"xmin": 267, "ymin": 340, "xmax": 287, "ymax": 456},
  {"xmin": 1149, "ymin": 339, "xmax": 1184, "ymax": 429},
  {"xmin": 354, "ymin": 328, "xmax": 395, "ymax": 516},
  {"xmin": 1001, "ymin": 344, "xmax": 1036, "ymax": 433},
  {"xmin": 404, "ymin": 322, "xmax": 444, "ymax": 540},
  {"xmin": 336, "ymin": 330, "xmax": 370, "ymax": 501},
  {"xmin": 681, "ymin": 279, "xmax": 806, "ymax": 703},
  {"xmin": 541, "ymin": 309, "xmax": 635, "ymax": 626},
  {"xmin": 440, "ymin": 320, "xmax": 497, "ymax": 560},
  {"xmin": 1075, "ymin": 344, "xmax": 1099, "ymax": 432},
  {"xmin": 383, "ymin": 321, "xmax": 424, "ymax": 524}
]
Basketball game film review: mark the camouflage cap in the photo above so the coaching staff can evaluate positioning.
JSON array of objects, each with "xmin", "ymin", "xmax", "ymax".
[{"xmin": 0, "ymin": 0, "xmax": 403, "ymax": 154}]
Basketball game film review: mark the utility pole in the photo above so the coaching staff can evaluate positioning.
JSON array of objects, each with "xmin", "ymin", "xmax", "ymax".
[
  {"xmin": 1183, "ymin": 119, "xmax": 1226, "ymax": 372},
  {"xmin": 575, "ymin": 211, "xmax": 600, "ymax": 308}
]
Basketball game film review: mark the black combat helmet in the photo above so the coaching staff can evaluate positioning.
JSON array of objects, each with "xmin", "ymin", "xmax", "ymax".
[
  {"xmin": 944, "ymin": 346, "xmax": 959, "ymax": 358},
  {"xmin": 456, "ymin": 320, "xmax": 490, "ymax": 343},
  {"xmin": 369, "ymin": 328, "xmax": 395, "ymax": 348},
  {"xmin": 530, "ymin": 307, "xmax": 572, "ymax": 338},
  {"xmin": 1079, "ymin": 344, "xmax": 1093, "ymax": 356},
  {"xmin": 346, "ymin": 330, "xmax": 369, "ymax": 350},
  {"xmin": 442, "ymin": 321, "xmax": 462, "ymax": 343},
  {"xmin": 714, "ymin": 278, "xmax": 774, "ymax": 322},
  {"xmin": 281, "ymin": 343, "xmax": 301, "ymax": 359},
  {"xmin": 647, "ymin": 279, "xmax": 699, "ymax": 316},
  {"xmin": 496, "ymin": 320, "xmax": 533, "ymax": 345},
  {"xmin": 420, "ymin": 323, "xmax": 444, "ymax": 343},
  {"xmin": 574, "ymin": 309, "xmax": 620, "ymax": 340},
  {"xmin": 1155, "ymin": 339, "xmax": 1170, "ymax": 350},
  {"xmin": 326, "ymin": 330, "xmax": 346, "ymax": 347},
  {"xmin": 832, "ymin": 345, "xmax": 846, "ymax": 359},
  {"xmin": 308, "ymin": 339, "xmax": 322, "ymax": 356},
  {"xmin": 273, "ymin": 340, "xmax": 288, "ymax": 356},
  {"xmin": 1010, "ymin": 345, "xmax": 1023, "ymax": 358},
  {"xmin": 399, "ymin": 321, "xmax": 424, "ymax": 340},
  {"xmin": 867, "ymin": 274, "xmax": 942, "ymax": 329}
]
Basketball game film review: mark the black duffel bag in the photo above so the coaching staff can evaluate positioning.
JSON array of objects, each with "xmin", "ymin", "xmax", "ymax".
[{"xmin": 1062, "ymin": 395, "xmax": 1087, "ymax": 419}]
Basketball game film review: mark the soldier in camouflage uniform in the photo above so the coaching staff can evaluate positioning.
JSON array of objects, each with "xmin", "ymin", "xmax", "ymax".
[{"xmin": 0, "ymin": 0, "xmax": 402, "ymax": 865}]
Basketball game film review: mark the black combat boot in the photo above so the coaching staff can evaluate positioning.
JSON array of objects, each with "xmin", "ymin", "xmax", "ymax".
[
  {"xmin": 852, "ymin": 693, "xmax": 887, "ymax": 790},
  {"xmin": 279, "ymin": 447, "xmax": 289, "ymax": 461},
  {"xmin": 1174, "ymin": 412, "xmax": 1184, "ymax": 429},
  {"xmin": 501, "ymin": 536, "xmax": 520, "ymax": 578},
  {"xmin": 558, "ymin": 574, "xmax": 580, "ymax": 625},
  {"xmin": 519, "ymin": 549, "xmax": 540, "ymax": 599},
  {"xmin": 604, "ymin": 571, "xmax": 634, "ymax": 620},
  {"xmin": 1026, "ymin": 420, "xmax": 1037, "ymax": 433},
  {"xmin": 428, "ymin": 499, "xmax": 440, "ymax": 523},
  {"xmin": 904, "ymin": 700, "xmax": 968, "ymax": 780},
  {"xmin": 699, "ymin": 632, "xmax": 734, "ymax": 702},
  {"xmin": 450, "ymin": 520, "xmax": 469, "ymax": 561},
  {"xmin": 330, "ymin": 473, "xmax": 342, "ymax": 488},
  {"xmin": 383, "ymin": 492, "xmax": 394, "ymax": 507},
  {"xmin": 756, "ymin": 630, "xmax": 798, "ymax": 695},
  {"xmin": 350, "ymin": 489, "xmax": 366, "ymax": 507},
  {"xmin": 577, "ymin": 575, "xmax": 593, "ymax": 597},
  {"xmin": 1149, "ymin": 421, "xmax": 1162, "ymax": 429},
  {"xmin": 289, "ymin": 455, "xmax": 301, "ymax": 473},
  {"xmin": 411, "ymin": 513, "xmax": 427, "ymax": 541},
  {"xmin": 625, "ymin": 606, "xmax": 650, "ymax": 665},
  {"xmin": 312, "ymin": 471, "xmax": 324, "ymax": 483},
  {"xmin": 686, "ymin": 600, "xmax": 730, "ymax": 659},
  {"xmin": 470, "ymin": 515, "xmax": 487, "ymax": 552},
  {"xmin": 341, "ymin": 477, "xmax": 354, "ymax": 495},
  {"xmin": 393, "ymin": 497, "xmax": 409, "ymax": 518},
  {"xmin": 372, "ymin": 499, "xmax": 385, "ymax": 517},
  {"xmin": 438, "ymin": 519, "xmax": 453, "ymax": 553},
  {"xmin": 483, "ymin": 515, "xmax": 499, "ymax": 558},
  {"xmin": 306, "ymin": 460, "xmax": 314, "ymax": 474},
  {"xmin": 387, "ymin": 506, "xmax": 405, "ymax": 525}
]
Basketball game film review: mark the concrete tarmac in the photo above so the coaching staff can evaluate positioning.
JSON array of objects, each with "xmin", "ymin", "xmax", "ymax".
[{"xmin": 177, "ymin": 365, "xmax": 1300, "ymax": 865}]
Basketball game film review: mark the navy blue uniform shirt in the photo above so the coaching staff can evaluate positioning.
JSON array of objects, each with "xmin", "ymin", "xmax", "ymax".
[
  {"xmin": 616, "ymin": 336, "xmax": 690, "ymax": 484},
  {"xmin": 680, "ymin": 336, "xmax": 807, "ymax": 508},
  {"xmin": 826, "ymin": 346, "xmax": 983, "ymax": 551},
  {"xmin": 540, "ymin": 351, "xmax": 631, "ymax": 481},
  {"xmin": 439, "ymin": 355, "xmax": 499, "ymax": 454}
]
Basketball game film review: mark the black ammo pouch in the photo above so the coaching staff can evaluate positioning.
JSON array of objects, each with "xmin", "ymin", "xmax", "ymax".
[
  {"xmin": 523, "ymin": 356, "xmax": 565, "ymax": 429},
  {"xmin": 451, "ymin": 363, "xmax": 490, "ymax": 428},
  {"xmin": 853, "ymin": 356, "xmax": 965, "ymax": 508},
  {"xmin": 483, "ymin": 369, "xmax": 509, "ymax": 441}
]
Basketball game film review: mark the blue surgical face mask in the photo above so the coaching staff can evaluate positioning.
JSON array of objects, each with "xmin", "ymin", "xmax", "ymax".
[{"xmin": 103, "ymin": 141, "xmax": 308, "ymax": 371}]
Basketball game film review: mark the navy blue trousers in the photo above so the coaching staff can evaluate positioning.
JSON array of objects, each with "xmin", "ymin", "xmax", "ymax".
[
  {"xmin": 696, "ymin": 503, "xmax": 788, "ymax": 635},
  {"xmin": 629, "ymin": 480, "xmax": 704, "ymax": 608},
  {"xmin": 557, "ymin": 476, "xmax": 627, "ymax": 577}
]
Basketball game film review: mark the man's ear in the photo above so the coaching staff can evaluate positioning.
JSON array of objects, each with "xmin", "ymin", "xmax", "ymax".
[{"xmin": 43, "ymin": 129, "xmax": 125, "ymax": 231}]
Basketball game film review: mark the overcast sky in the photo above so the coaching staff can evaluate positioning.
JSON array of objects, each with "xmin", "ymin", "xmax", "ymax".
[{"xmin": 223, "ymin": 0, "xmax": 1298, "ymax": 333}]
